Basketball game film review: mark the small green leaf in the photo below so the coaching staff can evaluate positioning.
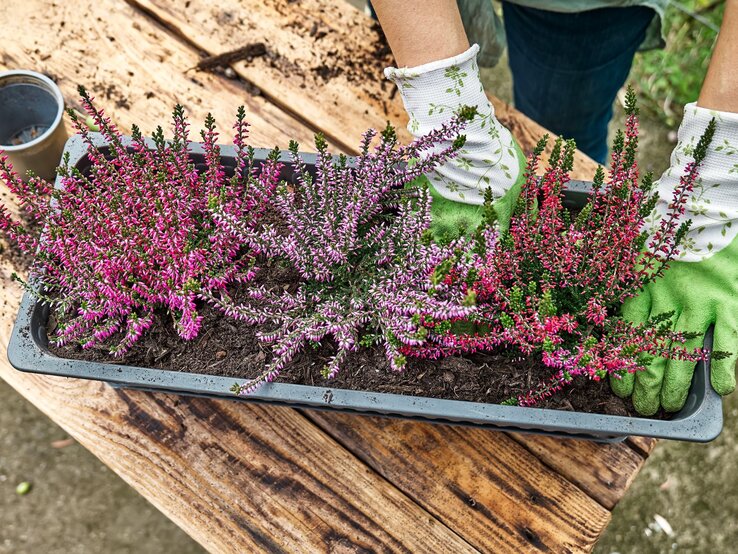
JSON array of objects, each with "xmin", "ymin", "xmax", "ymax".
[{"xmin": 16, "ymin": 482, "xmax": 31, "ymax": 496}]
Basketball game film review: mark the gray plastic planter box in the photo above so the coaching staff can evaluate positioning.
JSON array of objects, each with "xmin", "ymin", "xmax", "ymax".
[{"xmin": 6, "ymin": 134, "xmax": 724, "ymax": 443}]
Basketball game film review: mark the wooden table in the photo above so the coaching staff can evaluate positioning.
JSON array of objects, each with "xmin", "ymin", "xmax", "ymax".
[{"xmin": 0, "ymin": 1, "xmax": 656, "ymax": 551}]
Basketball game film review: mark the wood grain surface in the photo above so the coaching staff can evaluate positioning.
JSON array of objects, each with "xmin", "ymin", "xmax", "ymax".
[
  {"xmin": 510, "ymin": 433, "xmax": 646, "ymax": 510},
  {"xmin": 127, "ymin": 0, "xmax": 602, "ymax": 179},
  {"xmin": 307, "ymin": 411, "xmax": 612, "ymax": 552},
  {"xmin": 1, "ymin": 366, "xmax": 487, "ymax": 552},
  {"xmin": 0, "ymin": 1, "xmax": 655, "ymax": 552},
  {"xmin": 627, "ymin": 435, "xmax": 660, "ymax": 456}
]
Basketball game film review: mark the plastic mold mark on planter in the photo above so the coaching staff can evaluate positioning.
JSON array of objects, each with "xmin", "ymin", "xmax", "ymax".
[{"xmin": 6, "ymin": 135, "xmax": 724, "ymax": 443}]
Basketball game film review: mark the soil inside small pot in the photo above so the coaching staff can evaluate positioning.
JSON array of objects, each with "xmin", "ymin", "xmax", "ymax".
[
  {"xmin": 46, "ymin": 256, "xmax": 669, "ymax": 420},
  {"xmin": 7, "ymin": 125, "xmax": 49, "ymax": 146}
]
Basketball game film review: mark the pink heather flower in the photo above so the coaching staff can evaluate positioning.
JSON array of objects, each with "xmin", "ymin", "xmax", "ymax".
[
  {"xmin": 405, "ymin": 88, "xmax": 713, "ymax": 406},
  {"xmin": 585, "ymin": 298, "xmax": 607, "ymax": 326},
  {"xmin": 0, "ymin": 86, "xmax": 280, "ymax": 356}
]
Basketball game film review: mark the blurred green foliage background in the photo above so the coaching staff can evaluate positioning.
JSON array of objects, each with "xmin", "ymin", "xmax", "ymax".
[{"xmin": 632, "ymin": 0, "xmax": 724, "ymax": 128}]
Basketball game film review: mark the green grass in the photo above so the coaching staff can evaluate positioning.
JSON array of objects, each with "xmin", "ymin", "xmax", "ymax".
[{"xmin": 631, "ymin": 0, "xmax": 724, "ymax": 128}]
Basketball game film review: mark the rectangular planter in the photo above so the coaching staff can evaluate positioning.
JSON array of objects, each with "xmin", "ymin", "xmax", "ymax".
[{"xmin": 6, "ymin": 134, "xmax": 724, "ymax": 443}]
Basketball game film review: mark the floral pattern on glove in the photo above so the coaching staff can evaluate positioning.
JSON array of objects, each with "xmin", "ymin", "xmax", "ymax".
[
  {"xmin": 384, "ymin": 44, "xmax": 522, "ymax": 206},
  {"xmin": 647, "ymin": 103, "xmax": 738, "ymax": 261}
]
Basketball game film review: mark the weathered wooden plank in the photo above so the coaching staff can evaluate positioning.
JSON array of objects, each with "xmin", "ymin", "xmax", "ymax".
[
  {"xmin": 0, "ymin": 0, "xmax": 316, "ymax": 148},
  {"xmin": 627, "ymin": 436, "xmax": 659, "ymax": 456},
  {"xmin": 509, "ymin": 433, "xmax": 647, "ymax": 510},
  {"xmin": 126, "ymin": 0, "xmax": 602, "ymax": 179},
  {"xmin": 307, "ymin": 411, "xmax": 611, "ymax": 553},
  {"xmin": 0, "ymin": 366, "xmax": 480, "ymax": 553},
  {"xmin": 0, "ymin": 2, "xmax": 482, "ymax": 552}
]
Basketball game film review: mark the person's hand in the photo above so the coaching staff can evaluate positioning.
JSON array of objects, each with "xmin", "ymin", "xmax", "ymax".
[
  {"xmin": 611, "ymin": 104, "xmax": 738, "ymax": 415},
  {"xmin": 385, "ymin": 44, "xmax": 526, "ymax": 242}
]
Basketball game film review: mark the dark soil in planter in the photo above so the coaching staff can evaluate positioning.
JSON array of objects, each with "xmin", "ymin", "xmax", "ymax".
[{"xmin": 46, "ymin": 259, "xmax": 664, "ymax": 419}]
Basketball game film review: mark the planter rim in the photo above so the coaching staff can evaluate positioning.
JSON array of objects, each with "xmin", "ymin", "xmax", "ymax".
[
  {"xmin": 5, "ymin": 133, "xmax": 725, "ymax": 443},
  {"xmin": 0, "ymin": 70, "xmax": 65, "ymax": 152}
]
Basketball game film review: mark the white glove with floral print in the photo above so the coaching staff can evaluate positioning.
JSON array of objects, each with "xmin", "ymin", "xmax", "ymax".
[
  {"xmin": 647, "ymin": 103, "xmax": 738, "ymax": 260},
  {"xmin": 384, "ymin": 44, "xmax": 526, "ymax": 238}
]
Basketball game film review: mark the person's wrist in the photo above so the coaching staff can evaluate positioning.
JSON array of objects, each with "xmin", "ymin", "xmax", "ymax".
[
  {"xmin": 390, "ymin": 38, "xmax": 470, "ymax": 69},
  {"xmin": 370, "ymin": 0, "xmax": 471, "ymax": 68},
  {"xmin": 681, "ymin": 102, "xmax": 738, "ymax": 129},
  {"xmin": 696, "ymin": 0, "xmax": 738, "ymax": 113}
]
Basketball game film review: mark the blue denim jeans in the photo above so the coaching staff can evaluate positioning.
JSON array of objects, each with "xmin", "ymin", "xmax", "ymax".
[{"xmin": 501, "ymin": 3, "xmax": 655, "ymax": 163}]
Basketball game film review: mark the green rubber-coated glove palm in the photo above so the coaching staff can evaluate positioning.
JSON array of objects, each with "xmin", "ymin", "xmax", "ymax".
[
  {"xmin": 612, "ymin": 241, "xmax": 738, "ymax": 415},
  {"xmin": 421, "ymin": 139, "xmax": 527, "ymax": 242},
  {"xmin": 611, "ymin": 103, "xmax": 738, "ymax": 415}
]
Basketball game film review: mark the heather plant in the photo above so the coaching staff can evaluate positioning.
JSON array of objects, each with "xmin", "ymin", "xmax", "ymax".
[
  {"xmin": 0, "ymin": 87, "xmax": 281, "ymax": 355},
  {"xmin": 406, "ymin": 89, "xmax": 717, "ymax": 406},
  {"xmin": 210, "ymin": 112, "xmax": 477, "ymax": 394}
]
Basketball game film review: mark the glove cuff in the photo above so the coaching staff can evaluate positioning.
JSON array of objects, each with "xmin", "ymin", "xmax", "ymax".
[
  {"xmin": 383, "ymin": 44, "xmax": 523, "ymax": 206},
  {"xmin": 383, "ymin": 44, "xmax": 480, "ymax": 81},
  {"xmin": 681, "ymin": 102, "xmax": 738, "ymax": 129},
  {"xmin": 383, "ymin": 44, "xmax": 493, "ymax": 141}
]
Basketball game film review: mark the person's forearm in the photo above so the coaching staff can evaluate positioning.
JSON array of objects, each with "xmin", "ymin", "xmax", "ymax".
[
  {"xmin": 698, "ymin": 0, "xmax": 738, "ymax": 113},
  {"xmin": 370, "ymin": 0, "xmax": 469, "ymax": 67}
]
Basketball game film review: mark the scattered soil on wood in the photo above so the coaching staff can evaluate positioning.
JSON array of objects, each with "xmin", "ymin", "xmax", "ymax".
[
  {"xmin": 0, "ymin": 210, "xmax": 39, "ymax": 321},
  {"xmin": 49, "ymin": 257, "xmax": 658, "ymax": 419},
  {"xmin": 0, "ymin": 208, "xmax": 38, "ymax": 265},
  {"xmin": 261, "ymin": 18, "xmax": 394, "ymax": 101},
  {"xmin": 205, "ymin": 1, "xmax": 398, "ymax": 115}
]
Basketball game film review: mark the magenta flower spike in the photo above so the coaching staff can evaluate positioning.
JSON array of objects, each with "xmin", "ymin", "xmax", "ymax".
[
  {"xmin": 404, "ymin": 88, "xmax": 713, "ymax": 406},
  {"xmin": 0, "ymin": 87, "xmax": 281, "ymax": 356}
]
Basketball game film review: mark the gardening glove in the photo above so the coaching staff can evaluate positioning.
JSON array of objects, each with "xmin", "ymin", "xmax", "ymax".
[
  {"xmin": 384, "ymin": 44, "xmax": 527, "ymax": 242},
  {"xmin": 611, "ymin": 103, "xmax": 738, "ymax": 415}
]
